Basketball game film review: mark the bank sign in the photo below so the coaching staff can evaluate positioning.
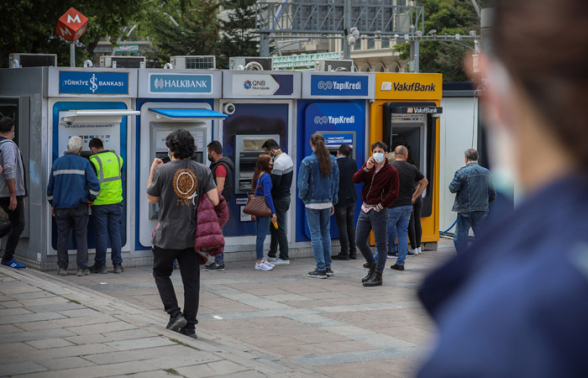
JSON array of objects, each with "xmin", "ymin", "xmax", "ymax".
[
  {"xmin": 232, "ymin": 74, "xmax": 294, "ymax": 96},
  {"xmin": 59, "ymin": 71, "xmax": 129, "ymax": 95},
  {"xmin": 149, "ymin": 73, "xmax": 213, "ymax": 94},
  {"xmin": 310, "ymin": 75, "xmax": 369, "ymax": 96}
]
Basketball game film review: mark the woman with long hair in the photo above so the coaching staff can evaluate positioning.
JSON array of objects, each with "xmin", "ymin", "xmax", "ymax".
[
  {"xmin": 298, "ymin": 133, "xmax": 339, "ymax": 279},
  {"xmin": 417, "ymin": 0, "xmax": 588, "ymax": 376},
  {"xmin": 251, "ymin": 154, "xmax": 277, "ymax": 271}
]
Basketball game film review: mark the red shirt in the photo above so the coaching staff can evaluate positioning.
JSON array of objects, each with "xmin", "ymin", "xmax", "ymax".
[
  {"xmin": 214, "ymin": 164, "xmax": 227, "ymax": 178},
  {"xmin": 352, "ymin": 160, "xmax": 399, "ymax": 208}
]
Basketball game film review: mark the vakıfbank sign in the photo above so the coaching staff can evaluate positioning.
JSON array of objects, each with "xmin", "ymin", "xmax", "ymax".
[
  {"xmin": 149, "ymin": 73, "xmax": 213, "ymax": 94},
  {"xmin": 375, "ymin": 73, "xmax": 442, "ymax": 100}
]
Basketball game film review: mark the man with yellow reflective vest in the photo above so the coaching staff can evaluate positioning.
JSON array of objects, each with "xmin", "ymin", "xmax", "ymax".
[{"xmin": 88, "ymin": 138, "xmax": 124, "ymax": 274}]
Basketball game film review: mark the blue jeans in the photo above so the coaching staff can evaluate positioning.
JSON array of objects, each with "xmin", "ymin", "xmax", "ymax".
[
  {"xmin": 214, "ymin": 227, "xmax": 225, "ymax": 264},
  {"xmin": 387, "ymin": 206, "xmax": 413, "ymax": 266},
  {"xmin": 92, "ymin": 203, "xmax": 123, "ymax": 265},
  {"xmin": 356, "ymin": 209, "xmax": 388, "ymax": 273},
  {"xmin": 454, "ymin": 211, "xmax": 488, "ymax": 254},
  {"xmin": 306, "ymin": 207, "xmax": 332, "ymax": 272},
  {"xmin": 256, "ymin": 216, "xmax": 272, "ymax": 260}
]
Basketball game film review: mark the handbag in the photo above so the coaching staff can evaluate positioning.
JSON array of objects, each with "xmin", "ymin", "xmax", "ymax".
[{"xmin": 243, "ymin": 175, "xmax": 272, "ymax": 217}]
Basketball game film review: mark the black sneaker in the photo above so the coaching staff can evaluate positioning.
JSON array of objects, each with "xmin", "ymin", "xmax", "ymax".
[
  {"xmin": 307, "ymin": 269, "xmax": 327, "ymax": 279},
  {"xmin": 113, "ymin": 264, "xmax": 124, "ymax": 274},
  {"xmin": 390, "ymin": 264, "xmax": 405, "ymax": 271},
  {"xmin": 179, "ymin": 328, "xmax": 198, "ymax": 339},
  {"xmin": 204, "ymin": 263, "xmax": 225, "ymax": 271},
  {"xmin": 89, "ymin": 264, "xmax": 107, "ymax": 274},
  {"xmin": 166, "ymin": 313, "xmax": 187, "ymax": 332},
  {"xmin": 387, "ymin": 251, "xmax": 398, "ymax": 258},
  {"xmin": 326, "ymin": 268, "xmax": 334, "ymax": 277},
  {"xmin": 331, "ymin": 253, "xmax": 349, "ymax": 261}
]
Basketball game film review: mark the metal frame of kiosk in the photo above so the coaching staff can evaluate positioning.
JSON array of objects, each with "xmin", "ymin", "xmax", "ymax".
[
  {"xmin": 370, "ymin": 73, "xmax": 443, "ymax": 248},
  {"xmin": 220, "ymin": 70, "xmax": 301, "ymax": 253},
  {"xmin": 135, "ymin": 69, "xmax": 225, "ymax": 251},
  {"xmin": 295, "ymin": 72, "xmax": 375, "ymax": 243},
  {"xmin": 0, "ymin": 67, "xmax": 139, "ymax": 270}
]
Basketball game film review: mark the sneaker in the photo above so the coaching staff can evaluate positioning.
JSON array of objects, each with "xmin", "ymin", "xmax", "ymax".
[
  {"xmin": 89, "ymin": 264, "xmax": 107, "ymax": 274},
  {"xmin": 390, "ymin": 264, "xmax": 405, "ymax": 271},
  {"xmin": 387, "ymin": 251, "xmax": 398, "ymax": 258},
  {"xmin": 166, "ymin": 313, "xmax": 187, "ymax": 332},
  {"xmin": 416, "ymin": 247, "xmax": 422, "ymax": 255},
  {"xmin": 331, "ymin": 253, "xmax": 350, "ymax": 261},
  {"xmin": 407, "ymin": 248, "xmax": 417, "ymax": 256},
  {"xmin": 1, "ymin": 259, "xmax": 25, "ymax": 269},
  {"xmin": 179, "ymin": 327, "xmax": 197, "ymax": 339},
  {"xmin": 349, "ymin": 253, "xmax": 357, "ymax": 260},
  {"xmin": 113, "ymin": 264, "xmax": 124, "ymax": 274},
  {"xmin": 262, "ymin": 259, "xmax": 275, "ymax": 268},
  {"xmin": 266, "ymin": 256, "xmax": 277, "ymax": 262},
  {"xmin": 204, "ymin": 263, "xmax": 225, "ymax": 271},
  {"xmin": 273, "ymin": 258, "xmax": 290, "ymax": 265},
  {"xmin": 255, "ymin": 262, "xmax": 273, "ymax": 271},
  {"xmin": 76, "ymin": 268, "xmax": 90, "ymax": 276},
  {"xmin": 326, "ymin": 268, "xmax": 334, "ymax": 277},
  {"xmin": 57, "ymin": 267, "xmax": 67, "ymax": 276},
  {"xmin": 307, "ymin": 269, "xmax": 327, "ymax": 279}
]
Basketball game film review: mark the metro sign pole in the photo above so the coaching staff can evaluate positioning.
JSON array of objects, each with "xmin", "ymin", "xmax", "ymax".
[{"xmin": 55, "ymin": 8, "xmax": 89, "ymax": 67}]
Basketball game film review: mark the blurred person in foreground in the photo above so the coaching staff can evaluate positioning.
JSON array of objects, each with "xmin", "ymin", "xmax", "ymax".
[{"xmin": 417, "ymin": 0, "xmax": 588, "ymax": 377}]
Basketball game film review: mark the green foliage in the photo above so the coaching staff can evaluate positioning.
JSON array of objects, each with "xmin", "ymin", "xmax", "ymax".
[
  {"xmin": 0, "ymin": 0, "xmax": 147, "ymax": 68},
  {"xmin": 144, "ymin": 0, "xmax": 220, "ymax": 68},
  {"xmin": 395, "ymin": 0, "xmax": 481, "ymax": 81},
  {"xmin": 216, "ymin": 0, "xmax": 259, "ymax": 69}
]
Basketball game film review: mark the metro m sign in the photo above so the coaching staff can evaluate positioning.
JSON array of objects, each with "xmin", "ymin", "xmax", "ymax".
[{"xmin": 56, "ymin": 8, "xmax": 89, "ymax": 41}]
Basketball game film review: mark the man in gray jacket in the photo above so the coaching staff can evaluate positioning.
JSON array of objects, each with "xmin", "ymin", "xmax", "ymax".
[{"xmin": 0, "ymin": 117, "xmax": 26, "ymax": 269}]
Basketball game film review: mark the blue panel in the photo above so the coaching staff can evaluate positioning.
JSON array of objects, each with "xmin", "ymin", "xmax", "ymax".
[
  {"xmin": 59, "ymin": 71, "xmax": 129, "ymax": 95},
  {"xmin": 148, "ymin": 108, "xmax": 227, "ymax": 119},
  {"xmin": 296, "ymin": 100, "xmax": 366, "ymax": 242},
  {"xmin": 273, "ymin": 75, "xmax": 294, "ymax": 96},
  {"xmin": 135, "ymin": 98, "xmax": 215, "ymax": 250},
  {"xmin": 221, "ymin": 103, "xmax": 290, "ymax": 237},
  {"xmin": 51, "ymin": 102, "xmax": 128, "ymax": 251},
  {"xmin": 310, "ymin": 75, "xmax": 369, "ymax": 97}
]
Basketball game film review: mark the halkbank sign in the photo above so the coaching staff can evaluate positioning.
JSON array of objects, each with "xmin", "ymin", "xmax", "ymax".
[{"xmin": 148, "ymin": 73, "xmax": 213, "ymax": 94}]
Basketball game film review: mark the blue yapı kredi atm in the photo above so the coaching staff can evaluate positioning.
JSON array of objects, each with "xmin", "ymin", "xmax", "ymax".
[
  {"xmin": 219, "ymin": 70, "xmax": 301, "ymax": 252},
  {"xmin": 135, "ymin": 69, "xmax": 225, "ymax": 250},
  {"xmin": 296, "ymin": 72, "xmax": 375, "ymax": 242}
]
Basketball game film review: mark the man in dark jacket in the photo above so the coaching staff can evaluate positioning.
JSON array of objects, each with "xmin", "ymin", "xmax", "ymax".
[
  {"xmin": 449, "ymin": 149, "xmax": 496, "ymax": 254},
  {"xmin": 332, "ymin": 144, "xmax": 358, "ymax": 260},
  {"xmin": 353, "ymin": 141, "xmax": 399, "ymax": 287},
  {"xmin": 47, "ymin": 136, "xmax": 100, "ymax": 277},
  {"xmin": 204, "ymin": 141, "xmax": 234, "ymax": 271}
]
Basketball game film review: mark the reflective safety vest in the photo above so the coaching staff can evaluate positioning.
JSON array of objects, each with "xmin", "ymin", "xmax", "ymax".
[{"xmin": 89, "ymin": 151, "xmax": 123, "ymax": 205}]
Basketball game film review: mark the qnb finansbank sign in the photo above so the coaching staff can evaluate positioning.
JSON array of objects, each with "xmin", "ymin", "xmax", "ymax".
[
  {"xmin": 149, "ymin": 74, "xmax": 213, "ymax": 94},
  {"xmin": 310, "ymin": 75, "xmax": 369, "ymax": 96}
]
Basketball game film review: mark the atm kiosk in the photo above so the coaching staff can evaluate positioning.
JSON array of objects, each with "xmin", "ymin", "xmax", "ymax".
[
  {"xmin": 135, "ymin": 69, "xmax": 225, "ymax": 250},
  {"xmin": 0, "ymin": 67, "xmax": 139, "ymax": 270},
  {"xmin": 220, "ymin": 70, "xmax": 301, "ymax": 252},
  {"xmin": 296, "ymin": 72, "xmax": 375, "ymax": 243},
  {"xmin": 370, "ymin": 73, "xmax": 443, "ymax": 248}
]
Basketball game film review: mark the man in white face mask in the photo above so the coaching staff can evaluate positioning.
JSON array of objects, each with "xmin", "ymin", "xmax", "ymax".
[{"xmin": 352, "ymin": 141, "xmax": 399, "ymax": 287}]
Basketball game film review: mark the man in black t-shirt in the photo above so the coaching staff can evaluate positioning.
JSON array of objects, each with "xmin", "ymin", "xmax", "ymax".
[
  {"xmin": 147, "ymin": 130, "xmax": 218, "ymax": 340},
  {"xmin": 388, "ymin": 145, "xmax": 428, "ymax": 271}
]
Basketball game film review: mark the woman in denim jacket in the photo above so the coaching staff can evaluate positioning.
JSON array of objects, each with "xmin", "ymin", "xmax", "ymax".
[{"xmin": 298, "ymin": 133, "xmax": 339, "ymax": 279}]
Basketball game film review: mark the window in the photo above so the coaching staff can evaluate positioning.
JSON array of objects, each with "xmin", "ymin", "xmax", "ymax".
[
  {"xmin": 381, "ymin": 38, "xmax": 390, "ymax": 49},
  {"xmin": 368, "ymin": 39, "xmax": 375, "ymax": 50}
]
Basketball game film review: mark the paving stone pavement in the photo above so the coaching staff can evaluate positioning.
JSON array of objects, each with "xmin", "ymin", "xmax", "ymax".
[{"xmin": 1, "ymin": 239, "xmax": 455, "ymax": 378}]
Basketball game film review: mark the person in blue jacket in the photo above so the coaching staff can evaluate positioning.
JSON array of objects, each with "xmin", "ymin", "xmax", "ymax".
[
  {"xmin": 251, "ymin": 154, "xmax": 277, "ymax": 271},
  {"xmin": 298, "ymin": 132, "xmax": 339, "ymax": 279},
  {"xmin": 416, "ymin": 0, "xmax": 588, "ymax": 377},
  {"xmin": 47, "ymin": 136, "xmax": 100, "ymax": 277}
]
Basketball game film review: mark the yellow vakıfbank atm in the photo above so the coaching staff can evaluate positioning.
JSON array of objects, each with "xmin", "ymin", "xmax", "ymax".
[{"xmin": 370, "ymin": 73, "xmax": 443, "ymax": 248}]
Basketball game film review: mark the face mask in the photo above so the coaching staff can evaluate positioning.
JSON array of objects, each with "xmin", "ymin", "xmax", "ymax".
[
  {"xmin": 373, "ymin": 152, "xmax": 384, "ymax": 164},
  {"xmin": 208, "ymin": 154, "xmax": 214, "ymax": 162},
  {"xmin": 484, "ymin": 59, "xmax": 524, "ymax": 203}
]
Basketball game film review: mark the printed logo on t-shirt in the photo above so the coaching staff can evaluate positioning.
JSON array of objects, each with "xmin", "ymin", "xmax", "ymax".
[{"xmin": 173, "ymin": 169, "xmax": 198, "ymax": 206}]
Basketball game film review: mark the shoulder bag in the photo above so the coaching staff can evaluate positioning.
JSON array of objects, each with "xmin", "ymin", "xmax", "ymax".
[{"xmin": 243, "ymin": 174, "xmax": 272, "ymax": 217}]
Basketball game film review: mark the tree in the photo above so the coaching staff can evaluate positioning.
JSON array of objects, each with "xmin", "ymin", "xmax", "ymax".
[
  {"xmin": 144, "ymin": 0, "xmax": 220, "ymax": 68},
  {"xmin": 0, "ymin": 1, "xmax": 147, "ymax": 67},
  {"xmin": 216, "ymin": 0, "xmax": 259, "ymax": 69},
  {"xmin": 395, "ymin": 0, "xmax": 490, "ymax": 81}
]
